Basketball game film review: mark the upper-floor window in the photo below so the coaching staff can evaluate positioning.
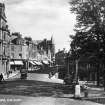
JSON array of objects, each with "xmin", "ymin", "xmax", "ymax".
[
  {"xmin": 11, "ymin": 46, "xmax": 14, "ymax": 51},
  {"xmin": 19, "ymin": 53, "xmax": 22, "ymax": 58},
  {"xmin": 11, "ymin": 53, "xmax": 14, "ymax": 58}
]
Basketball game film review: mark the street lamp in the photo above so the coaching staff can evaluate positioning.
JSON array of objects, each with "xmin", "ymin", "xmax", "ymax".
[{"xmin": 75, "ymin": 59, "xmax": 79, "ymax": 83}]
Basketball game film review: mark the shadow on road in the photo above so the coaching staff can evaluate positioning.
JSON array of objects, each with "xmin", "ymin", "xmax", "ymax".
[{"xmin": 0, "ymin": 79, "xmax": 74, "ymax": 98}]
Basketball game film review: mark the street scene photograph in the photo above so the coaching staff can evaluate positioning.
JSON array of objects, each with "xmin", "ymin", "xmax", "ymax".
[{"xmin": 0, "ymin": 0, "xmax": 105, "ymax": 105}]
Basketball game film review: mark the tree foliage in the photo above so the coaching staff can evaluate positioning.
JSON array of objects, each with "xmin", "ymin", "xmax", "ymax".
[
  {"xmin": 70, "ymin": 0, "xmax": 105, "ymax": 62},
  {"xmin": 24, "ymin": 37, "xmax": 32, "ymax": 42},
  {"xmin": 24, "ymin": 36, "xmax": 32, "ymax": 45},
  {"xmin": 69, "ymin": 0, "xmax": 105, "ymax": 86}
]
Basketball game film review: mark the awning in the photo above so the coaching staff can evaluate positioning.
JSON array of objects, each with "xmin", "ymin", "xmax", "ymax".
[
  {"xmin": 34, "ymin": 61, "xmax": 42, "ymax": 65},
  {"xmin": 42, "ymin": 60, "xmax": 49, "ymax": 65},
  {"xmin": 10, "ymin": 61, "xmax": 15, "ymax": 65},
  {"xmin": 29, "ymin": 61, "xmax": 36, "ymax": 65},
  {"xmin": 14, "ymin": 61, "xmax": 23, "ymax": 65}
]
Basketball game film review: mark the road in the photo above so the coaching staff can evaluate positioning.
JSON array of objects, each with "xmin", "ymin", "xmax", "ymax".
[
  {"xmin": 0, "ymin": 94, "xmax": 102, "ymax": 105},
  {"xmin": 27, "ymin": 73, "xmax": 64, "ymax": 84},
  {"xmin": 0, "ymin": 73, "xmax": 72, "ymax": 97},
  {"xmin": 0, "ymin": 73, "xmax": 102, "ymax": 105}
]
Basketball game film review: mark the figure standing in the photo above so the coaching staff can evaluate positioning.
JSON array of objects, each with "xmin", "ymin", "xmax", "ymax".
[{"xmin": 0, "ymin": 73, "xmax": 4, "ymax": 82}]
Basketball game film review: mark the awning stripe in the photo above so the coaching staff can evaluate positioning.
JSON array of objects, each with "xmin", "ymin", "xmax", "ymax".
[
  {"xmin": 10, "ymin": 61, "xmax": 14, "ymax": 65},
  {"xmin": 10, "ymin": 61, "xmax": 23, "ymax": 65},
  {"xmin": 34, "ymin": 61, "xmax": 42, "ymax": 65},
  {"xmin": 29, "ymin": 61, "xmax": 36, "ymax": 65},
  {"xmin": 14, "ymin": 61, "xmax": 23, "ymax": 65},
  {"xmin": 42, "ymin": 60, "xmax": 49, "ymax": 64}
]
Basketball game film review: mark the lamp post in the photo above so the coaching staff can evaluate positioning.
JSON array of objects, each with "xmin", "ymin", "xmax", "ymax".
[{"xmin": 75, "ymin": 59, "xmax": 79, "ymax": 83}]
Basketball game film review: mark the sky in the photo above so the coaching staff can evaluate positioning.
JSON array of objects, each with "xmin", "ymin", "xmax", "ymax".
[{"xmin": 4, "ymin": 0, "xmax": 76, "ymax": 52}]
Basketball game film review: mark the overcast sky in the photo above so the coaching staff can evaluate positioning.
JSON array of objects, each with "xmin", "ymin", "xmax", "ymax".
[{"xmin": 5, "ymin": 0, "xmax": 76, "ymax": 52}]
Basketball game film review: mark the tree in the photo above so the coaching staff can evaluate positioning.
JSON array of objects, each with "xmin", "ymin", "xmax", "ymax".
[
  {"xmin": 24, "ymin": 36, "xmax": 32, "ymax": 45},
  {"xmin": 70, "ymin": 0, "xmax": 105, "ymax": 86}
]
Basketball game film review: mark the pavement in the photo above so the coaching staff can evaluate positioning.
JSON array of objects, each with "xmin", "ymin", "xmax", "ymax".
[
  {"xmin": 3, "ymin": 71, "xmax": 20, "ymax": 80},
  {"xmin": 28, "ymin": 73, "xmax": 64, "ymax": 84},
  {"xmin": 0, "ymin": 94, "xmax": 102, "ymax": 105},
  {"xmin": 27, "ymin": 73, "xmax": 105, "ymax": 100},
  {"xmin": 1, "ymin": 72, "xmax": 105, "ymax": 104},
  {"xmin": 81, "ymin": 86, "xmax": 105, "ymax": 104}
]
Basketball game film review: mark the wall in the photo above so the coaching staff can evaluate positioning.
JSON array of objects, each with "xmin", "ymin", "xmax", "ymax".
[
  {"xmin": 0, "ymin": 3, "xmax": 10, "ymax": 74},
  {"xmin": 11, "ymin": 44, "xmax": 22, "ymax": 59},
  {"xmin": 22, "ymin": 45, "xmax": 28, "ymax": 59}
]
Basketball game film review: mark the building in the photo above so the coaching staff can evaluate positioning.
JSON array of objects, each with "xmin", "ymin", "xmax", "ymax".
[
  {"xmin": 0, "ymin": 3, "xmax": 11, "ymax": 74},
  {"xmin": 10, "ymin": 34, "xmax": 55, "ymax": 71},
  {"xmin": 26, "ymin": 40, "xmax": 40, "ymax": 71},
  {"xmin": 26, "ymin": 37, "xmax": 55, "ymax": 70},
  {"xmin": 11, "ymin": 32, "xmax": 25, "ymax": 59},
  {"xmin": 37, "ymin": 37, "xmax": 55, "ymax": 65},
  {"xmin": 28, "ymin": 41, "xmax": 38, "ymax": 60},
  {"xmin": 10, "ymin": 32, "xmax": 28, "ymax": 71},
  {"xmin": 55, "ymin": 49, "xmax": 67, "ymax": 66},
  {"xmin": 55, "ymin": 49, "xmax": 68, "ymax": 79}
]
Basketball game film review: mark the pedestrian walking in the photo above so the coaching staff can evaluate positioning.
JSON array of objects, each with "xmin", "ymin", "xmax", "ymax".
[{"xmin": 0, "ymin": 73, "xmax": 4, "ymax": 82}]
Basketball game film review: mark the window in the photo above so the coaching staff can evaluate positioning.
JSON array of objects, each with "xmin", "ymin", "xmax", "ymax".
[
  {"xmin": 11, "ymin": 46, "xmax": 14, "ymax": 51},
  {"xmin": 11, "ymin": 53, "xmax": 14, "ymax": 58},
  {"xmin": 19, "ymin": 53, "xmax": 22, "ymax": 58}
]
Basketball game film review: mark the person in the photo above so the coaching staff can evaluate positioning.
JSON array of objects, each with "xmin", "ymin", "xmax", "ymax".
[
  {"xmin": 0, "ymin": 73, "xmax": 4, "ymax": 82},
  {"xmin": 48, "ymin": 72, "xmax": 52, "ymax": 79}
]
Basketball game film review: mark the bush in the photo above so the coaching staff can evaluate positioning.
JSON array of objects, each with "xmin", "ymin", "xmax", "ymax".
[{"xmin": 63, "ymin": 74, "xmax": 73, "ymax": 85}]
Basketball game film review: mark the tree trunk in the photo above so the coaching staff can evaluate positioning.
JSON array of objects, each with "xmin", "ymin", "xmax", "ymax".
[
  {"xmin": 97, "ymin": 63, "xmax": 100, "ymax": 86},
  {"xmin": 103, "ymin": 65, "xmax": 105, "ymax": 91},
  {"xmin": 75, "ymin": 59, "xmax": 79, "ymax": 83}
]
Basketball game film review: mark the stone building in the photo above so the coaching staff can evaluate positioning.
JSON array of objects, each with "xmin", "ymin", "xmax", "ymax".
[
  {"xmin": 28, "ymin": 41, "xmax": 38, "ymax": 60},
  {"xmin": 10, "ymin": 32, "xmax": 28, "ymax": 71},
  {"xmin": 0, "ymin": 3, "xmax": 11, "ymax": 74},
  {"xmin": 11, "ymin": 32, "xmax": 25, "ymax": 59},
  {"xmin": 55, "ymin": 49, "xmax": 67, "ymax": 66},
  {"xmin": 28, "ymin": 41, "xmax": 39, "ymax": 70},
  {"xmin": 37, "ymin": 37, "xmax": 55, "ymax": 65}
]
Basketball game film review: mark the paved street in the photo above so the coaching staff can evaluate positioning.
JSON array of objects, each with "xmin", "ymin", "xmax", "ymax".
[
  {"xmin": 28, "ymin": 73, "xmax": 64, "ymax": 84},
  {"xmin": 0, "ymin": 73, "xmax": 73, "ymax": 97},
  {"xmin": 1, "ymin": 0, "xmax": 105, "ymax": 104},
  {"xmin": 0, "ymin": 94, "xmax": 102, "ymax": 105},
  {"xmin": 0, "ymin": 73, "xmax": 104, "ymax": 105}
]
